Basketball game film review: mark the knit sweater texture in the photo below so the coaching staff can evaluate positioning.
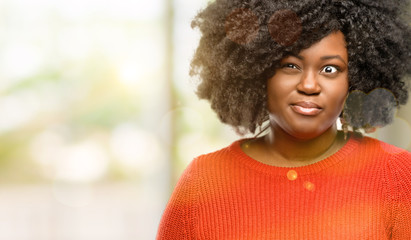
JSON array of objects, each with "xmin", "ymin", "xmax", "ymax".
[{"xmin": 157, "ymin": 135, "xmax": 411, "ymax": 239}]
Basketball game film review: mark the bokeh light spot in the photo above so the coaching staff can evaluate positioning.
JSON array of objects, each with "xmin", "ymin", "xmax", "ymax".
[
  {"xmin": 54, "ymin": 140, "xmax": 109, "ymax": 182},
  {"xmin": 225, "ymin": 8, "xmax": 259, "ymax": 45},
  {"xmin": 268, "ymin": 9, "xmax": 302, "ymax": 46},
  {"xmin": 287, "ymin": 170, "xmax": 298, "ymax": 181},
  {"xmin": 110, "ymin": 123, "xmax": 163, "ymax": 175},
  {"xmin": 303, "ymin": 181, "xmax": 315, "ymax": 191}
]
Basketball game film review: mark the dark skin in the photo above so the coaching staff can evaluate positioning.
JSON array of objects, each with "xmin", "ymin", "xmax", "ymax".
[{"xmin": 242, "ymin": 31, "xmax": 349, "ymax": 167}]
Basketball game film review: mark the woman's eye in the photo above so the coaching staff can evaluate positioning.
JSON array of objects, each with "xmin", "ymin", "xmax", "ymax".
[
  {"xmin": 321, "ymin": 66, "xmax": 339, "ymax": 74},
  {"xmin": 280, "ymin": 63, "xmax": 300, "ymax": 70},
  {"xmin": 280, "ymin": 63, "xmax": 300, "ymax": 74},
  {"xmin": 284, "ymin": 64, "xmax": 298, "ymax": 69}
]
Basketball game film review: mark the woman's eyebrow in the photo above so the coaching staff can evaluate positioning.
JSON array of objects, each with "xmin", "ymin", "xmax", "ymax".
[
  {"xmin": 285, "ymin": 54, "xmax": 348, "ymax": 66},
  {"xmin": 286, "ymin": 53, "xmax": 303, "ymax": 60},
  {"xmin": 320, "ymin": 55, "xmax": 347, "ymax": 65}
]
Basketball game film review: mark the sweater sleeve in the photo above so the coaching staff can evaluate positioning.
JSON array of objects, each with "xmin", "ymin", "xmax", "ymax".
[
  {"xmin": 389, "ymin": 150, "xmax": 411, "ymax": 239},
  {"xmin": 156, "ymin": 159, "xmax": 199, "ymax": 240}
]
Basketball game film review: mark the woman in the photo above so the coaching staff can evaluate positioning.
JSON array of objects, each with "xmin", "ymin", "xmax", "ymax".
[{"xmin": 158, "ymin": 0, "xmax": 411, "ymax": 239}]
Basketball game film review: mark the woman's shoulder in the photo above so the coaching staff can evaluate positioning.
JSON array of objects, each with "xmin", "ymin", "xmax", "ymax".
[
  {"xmin": 357, "ymin": 135, "xmax": 411, "ymax": 171},
  {"xmin": 353, "ymin": 135, "xmax": 408, "ymax": 154},
  {"xmin": 195, "ymin": 139, "xmax": 243, "ymax": 161},
  {"xmin": 192, "ymin": 140, "xmax": 243, "ymax": 168}
]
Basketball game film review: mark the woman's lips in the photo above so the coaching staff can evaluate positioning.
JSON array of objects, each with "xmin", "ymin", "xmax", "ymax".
[{"xmin": 290, "ymin": 101, "xmax": 322, "ymax": 116}]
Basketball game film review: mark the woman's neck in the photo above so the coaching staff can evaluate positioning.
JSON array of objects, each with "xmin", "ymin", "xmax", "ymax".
[{"xmin": 242, "ymin": 125, "xmax": 347, "ymax": 167}]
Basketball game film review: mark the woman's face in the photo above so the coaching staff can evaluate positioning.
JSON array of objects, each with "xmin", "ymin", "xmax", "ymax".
[{"xmin": 267, "ymin": 31, "xmax": 349, "ymax": 140}]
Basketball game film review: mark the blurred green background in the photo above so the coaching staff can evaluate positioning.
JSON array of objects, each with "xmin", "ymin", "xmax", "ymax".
[{"xmin": 0, "ymin": 0, "xmax": 410, "ymax": 239}]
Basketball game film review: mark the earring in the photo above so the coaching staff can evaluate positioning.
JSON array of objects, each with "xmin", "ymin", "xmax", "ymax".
[
  {"xmin": 364, "ymin": 124, "xmax": 377, "ymax": 134},
  {"xmin": 340, "ymin": 114, "xmax": 349, "ymax": 140}
]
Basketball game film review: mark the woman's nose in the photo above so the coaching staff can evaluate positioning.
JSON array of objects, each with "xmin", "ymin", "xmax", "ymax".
[{"xmin": 296, "ymin": 71, "xmax": 321, "ymax": 95}]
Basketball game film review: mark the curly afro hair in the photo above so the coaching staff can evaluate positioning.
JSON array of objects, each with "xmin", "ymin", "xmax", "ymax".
[{"xmin": 190, "ymin": 0, "xmax": 411, "ymax": 135}]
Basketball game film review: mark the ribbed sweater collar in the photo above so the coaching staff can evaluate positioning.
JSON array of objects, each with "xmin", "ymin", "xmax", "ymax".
[{"xmin": 229, "ymin": 133, "xmax": 361, "ymax": 176}]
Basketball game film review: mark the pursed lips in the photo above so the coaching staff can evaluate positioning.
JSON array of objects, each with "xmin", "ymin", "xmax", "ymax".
[{"xmin": 290, "ymin": 101, "xmax": 323, "ymax": 116}]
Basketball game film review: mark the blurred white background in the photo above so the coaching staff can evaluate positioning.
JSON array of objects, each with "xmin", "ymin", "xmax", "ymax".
[{"xmin": 0, "ymin": 0, "xmax": 239, "ymax": 239}]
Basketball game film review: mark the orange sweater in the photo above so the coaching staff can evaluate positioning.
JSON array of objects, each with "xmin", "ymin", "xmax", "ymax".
[{"xmin": 157, "ymin": 136, "xmax": 411, "ymax": 239}]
